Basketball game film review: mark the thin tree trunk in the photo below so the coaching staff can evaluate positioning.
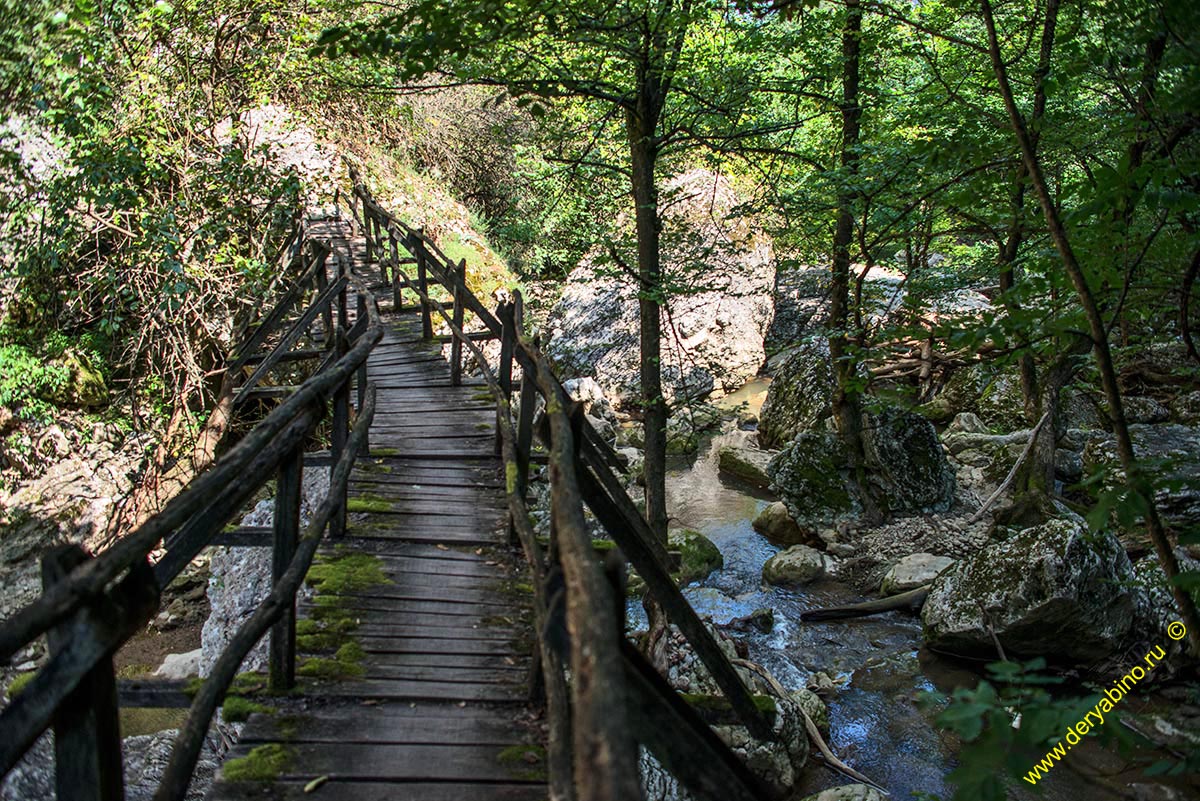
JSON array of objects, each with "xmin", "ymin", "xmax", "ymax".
[
  {"xmin": 829, "ymin": 0, "xmax": 882, "ymax": 522},
  {"xmin": 981, "ymin": 0, "xmax": 1200, "ymax": 657},
  {"xmin": 627, "ymin": 95, "xmax": 667, "ymax": 545}
]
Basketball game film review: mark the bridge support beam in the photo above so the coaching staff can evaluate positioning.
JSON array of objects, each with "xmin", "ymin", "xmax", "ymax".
[
  {"xmin": 42, "ymin": 545, "xmax": 126, "ymax": 801},
  {"xmin": 269, "ymin": 447, "xmax": 302, "ymax": 692}
]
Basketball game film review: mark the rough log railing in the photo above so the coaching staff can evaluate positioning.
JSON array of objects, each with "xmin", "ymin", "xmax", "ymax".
[
  {"xmin": 353, "ymin": 175, "xmax": 777, "ymax": 801},
  {"xmin": 0, "ymin": 212, "xmax": 384, "ymax": 801}
]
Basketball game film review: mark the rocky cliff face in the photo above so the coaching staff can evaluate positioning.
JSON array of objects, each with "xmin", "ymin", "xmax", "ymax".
[{"xmin": 547, "ymin": 170, "xmax": 775, "ymax": 410}]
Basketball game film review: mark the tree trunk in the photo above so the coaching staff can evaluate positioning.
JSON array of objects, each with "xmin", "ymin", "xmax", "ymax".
[
  {"xmin": 627, "ymin": 99, "xmax": 667, "ymax": 545},
  {"xmin": 829, "ymin": 0, "xmax": 882, "ymax": 522},
  {"xmin": 981, "ymin": 0, "xmax": 1200, "ymax": 657}
]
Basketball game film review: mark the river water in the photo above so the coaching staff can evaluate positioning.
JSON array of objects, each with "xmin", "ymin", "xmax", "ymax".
[{"xmin": 632, "ymin": 380, "xmax": 1143, "ymax": 800}]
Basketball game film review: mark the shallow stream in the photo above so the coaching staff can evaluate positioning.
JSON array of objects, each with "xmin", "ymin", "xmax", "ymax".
[{"xmin": 633, "ymin": 382, "xmax": 1142, "ymax": 800}]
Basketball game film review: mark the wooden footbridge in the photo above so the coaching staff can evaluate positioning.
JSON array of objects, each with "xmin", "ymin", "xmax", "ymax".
[{"xmin": 0, "ymin": 174, "xmax": 785, "ymax": 801}]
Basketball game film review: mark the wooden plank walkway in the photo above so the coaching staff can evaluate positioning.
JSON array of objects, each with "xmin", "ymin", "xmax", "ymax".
[{"xmin": 209, "ymin": 223, "xmax": 547, "ymax": 801}]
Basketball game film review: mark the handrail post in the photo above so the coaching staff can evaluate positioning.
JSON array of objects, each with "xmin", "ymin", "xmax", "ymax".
[
  {"xmin": 391, "ymin": 229, "xmax": 402, "ymax": 312},
  {"xmin": 450, "ymin": 259, "xmax": 466, "ymax": 386},
  {"xmin": 330, "ymin": 326, "xmax": 350, "ymax": 539},
  {"xmin": 356, "ymin": 294, "xmax": 370, "ymax": 456},
  {"xmin": 498, "ymin": 301, "xmax": 515, "ymax": 399},
  {"xmin": 315, "ymin": 247, "xmax": 332, "ymax": 347},
  {"xmin": 270, "ymin": 445, "xmax": 303, "ymax": 692},
  {"xmin": 42, "ymin": 545, "xmax": 126, "ymax": 801},
  {"xmin": 337, "ymin": 254, "xmax": 349, "ymax": 332},
  {"xmin": 412, "ymin": 235, "xmax": 434, "ymax": 340},
  {"xmin": 375, "ymin": 214, "xmax": 387, "ymax": 285},
  {"xmin": 515, "ymin": 344, "xmax": 538, "ymax": 502}
]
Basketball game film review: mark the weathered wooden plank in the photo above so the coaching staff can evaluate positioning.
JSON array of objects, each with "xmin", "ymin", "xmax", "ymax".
[
  {"xmin": 314, "ymin": 680, "xmax": 525, "ymax": 702},
  {"xmin": 352, "ymin": 529, "xmax": 504, "ymax": 547},
  {"xmin": 352, "ymin": 623, "xmax": 519, "ymax": 643},
  {"xmin": 299, "ymin": 596, "xmax": 517, "ymax": 619},
  {"xmin": 351, "ymin": 555, "xmax": 511, "ymax": 579},
  {"xmin": 354, "ymin": 636, "xmax": 526, "ymax": 657},
  {"xmin": 240, "ymin": 705, "xmax": 536, "ymax": 746},
  {"xmin": 356, "ymin": 663, "xmax": 527, "ymax": 684}
]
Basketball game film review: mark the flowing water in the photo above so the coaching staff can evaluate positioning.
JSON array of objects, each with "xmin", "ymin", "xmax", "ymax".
[{"xmin": 632, "ymin": 380, "xmax": 1143, "ymax": 800}]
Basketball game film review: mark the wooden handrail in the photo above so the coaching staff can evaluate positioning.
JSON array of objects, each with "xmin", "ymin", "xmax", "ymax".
[
  {"xmin": 153, "ymin": 384, "xmax": 377, "ymax": 801},
  {"xmin": 0, "ymin": 285, "xmax": 380, "ymax": 664},
  {"xmin": 0, "ymin": 214, "xmax": 386, "ymax": 800}
]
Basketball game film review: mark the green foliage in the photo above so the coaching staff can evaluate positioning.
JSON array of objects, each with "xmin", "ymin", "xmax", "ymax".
[
  {"xmin": 922, "ymin": 659, "xmax": 1115, "ymax": 800},
  {"xmin": 0, "ymin": 342, "xmax": 67, "ymax": 421}
]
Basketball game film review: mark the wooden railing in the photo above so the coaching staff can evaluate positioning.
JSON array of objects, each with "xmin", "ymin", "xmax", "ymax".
[
  {"xmin": 0, "ymin": 212, "xmax": 384, "ymax": 801},
  {"xmin": 353, "ymin": 175, "xmax": 777, "ymax": 801}
]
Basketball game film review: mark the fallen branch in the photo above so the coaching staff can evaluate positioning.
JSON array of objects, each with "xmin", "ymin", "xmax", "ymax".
[
  {"xmin": 967, "ymin": 410, "xmax": 1051, "ymax": 525},
  {"xmin": 731, "ymin": 657, "xmax": 889, "ymax": 796},
  {"xmin": 799, "ymin": 585, "xmax": 931, "ymax": 622}
]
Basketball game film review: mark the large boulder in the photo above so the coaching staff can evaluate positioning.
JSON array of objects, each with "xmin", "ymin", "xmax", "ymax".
[
  {"xmin": 757, "ymin": 340, "xmax": 833, "ymax": 448},
  {"xmin": 718, "ymin": 445, "xmax": 774, "ymax": 490},
  {"xmin": 669, "ymin": 528, "xmax": 724, "ymax": 585},
  {"xmin": 880, "ymin": 553, "xmax": 956, "ymax": 596},
  {"xmin": 547, "ymin": 170, "xmax": 774, "ymax": 408},
  {"xmin": 862, "ymin": 406, "xmax": 955, "ymax": 514},
  {"xmin": 922, "ymin": 518, "xmax": 1137, "ymax": 662},
  {"xmin": 763, "ymin": 544, "xmax": 830, "ymax": 586},
  {"xmin": 767, "ymin": 432, "xmax": 861, "ymax": 535},
  {"xmin": 44, "ymin": 349, "xmax": 107, "ymax": 408},
  {"xmin": 976, "ymin": 368, "xmax": 1027, "ymax": 432},
  {"xmin": 752, "ymin": 501, "xmax": 815, "ymax": 546},
  {"xmin": 1082, "ymin": 423, "xmax": 1200, "ymax": 530}
]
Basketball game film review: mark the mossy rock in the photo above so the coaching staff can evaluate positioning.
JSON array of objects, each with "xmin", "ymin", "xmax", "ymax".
[
  {"xmin": 762, "ymin": 544, "xmax": 829, "ymax": 586},
  {"xmin": 717, "ymin": 445, "xmax": 773, "ymax": 490},
  {"xmin": 668, "ymin": 528, "xmax": 723, "ymax": 585},
  {"xmin": 862, "ymin": 405, "xmax": 955, "ymax": 515},
  {"xmin": 758, "ymin": 341, "xmax": 834, "ymax": 448},
  {"xmin": 766, "ymin": 432, "xmax": 860, "ymax": 531},
  {"xmin": 45, "ymin": 349, "xmax": 107, "ymax": 408}
]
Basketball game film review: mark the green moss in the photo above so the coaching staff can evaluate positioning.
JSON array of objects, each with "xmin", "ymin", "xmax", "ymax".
[
  {"xmin": 222, "ymin": 744, "xmax": 292, "ymax": 782},
  {"xmin": 679, "ymin": 693, "xmax": 778, "ymax": 716},
  {"xmin": 230, "ymin": 672, "xmax": 270, "ymax": 695},
  {"xmin": 298, "ymin": 656, "xmax": 365, "ymax": 680},
  {"xmin": 297, "ymin": 631, "xmax": 346, "ymax": 651},
  {"xmin": 371, "ymin": 447, "xmax": 400, "ymax": 456},
  {"xmin": 6, "ymin": 671, "xmax": 36, "ymax": 697},
  {"xmin": 115, "ymin": 663, "xmax": 153, "ymax": 679},
  {"xmin": 505, "ymin": 461, "xmax": 519, "ymax": 495},
  {"xmin": 306, "ymin": 551, "xmax": 390, "ymax": 595},
  {"xmin": 669, "ymin": 529, "xmax": 723, "ymax": 585},
  {"xmin": 346, "ymin": 494, "xmax": 394, "ymax": 513},
  {"xmin": 475, "ymin": 421, "xmax": 492, "ymax": 431},
  {"xmin": 297, "ymin": 640, "xmax": 367, "ymax": 680},
  {"xmin": 496, "ymin": 743, "xmax": 546, "ymax": 781},
  {"xmin": 222, "ymin": 697, "xmax": 275, "ymax": 723}
]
